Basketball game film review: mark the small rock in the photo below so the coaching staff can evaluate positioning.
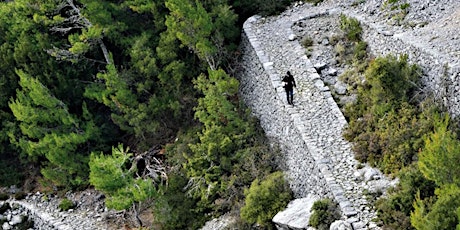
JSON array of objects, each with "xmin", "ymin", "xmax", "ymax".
[
  {"xmin": 352, "ymin": 221, "xmax": 366, "ymax": 229},
  {"xmin": 363, "ymin": 167, "xmax": 380, "ymax": 182},
  {"xmin": 314, "ymin": 62, "xmax": 327, "ymax": 73},
  {"xmin": 334, "ymin": 81, "xmax": 347, "ymax": 95},
  {"xmin": 330, "ymin": 220, "xmax": 353, "ymax": 230},
  {"xmin": 288, "ymin": 34, "xmax": 296, "ymax": 41},
  {"xmin": 2, "ymin": 222, "xmax": 12, "ymax": 230},
  {"xmin": 353, "ymin": 171, "xmax": 363, "ymax": 181},
  {"xmin": 328, "ymin": 68, "xmax": 338, "ymax": 76},
  {"xmin": 369, "ymin": 222, "xmax": 378, "ymax": 228},
  {"xmin": 273, "ymin": 194, "xmax": 320, "ymax": 229},
  {"xmin": 379, "ymin": 30, "xmax": 394, "ymax": 36},
  {"xmin": 9, "ymin": 215, "xmax": 22, "ymax": 225}
]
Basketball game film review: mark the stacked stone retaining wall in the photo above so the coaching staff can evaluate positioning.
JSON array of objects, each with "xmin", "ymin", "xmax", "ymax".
[
  {"xmin": 342, "ymin": 9, "xmax": 460, "ymax": 116},
  {"xmin": 237, "ymin": 8, "xmax": 380, "ymax": 229}
]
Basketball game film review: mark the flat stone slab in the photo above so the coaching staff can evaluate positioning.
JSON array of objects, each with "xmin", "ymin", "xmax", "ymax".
[{"xmin": 273, "ymin": 194, "xmax": 319, "ymax": 229}]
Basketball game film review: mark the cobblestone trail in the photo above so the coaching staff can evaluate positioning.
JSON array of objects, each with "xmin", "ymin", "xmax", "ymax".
[{"xmin": 239, "ymin": 7, "xmax": 378, "ymax": 229}]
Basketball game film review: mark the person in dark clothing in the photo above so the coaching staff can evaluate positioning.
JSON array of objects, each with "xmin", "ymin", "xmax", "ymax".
[{"xmin": 282, "ymin": 71, "xmax": 296, "ymax": 105}]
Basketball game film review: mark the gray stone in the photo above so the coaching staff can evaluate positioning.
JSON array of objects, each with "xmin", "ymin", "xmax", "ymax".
[
  {"xmin": 363, "ymin": 167, "xmax": 380, "ymax": 182},
  {"xmin": 200, "ymin": 213, "xmax": 236, "ymax": 230},
  {"xmin": 289, "ymin": 34, "xmax": 297, "ymax": 41},
  {"xmin": 329, "ymin": 220, "xmax": 353, "ymax": 230},
  {"xmin": 314, "ymin": 62, "xmax": 327, "ymax": 72},
  {"xmin": 9, "ymin": 215, "xmax": 22, "ymax": 225},
  {"xmin": 351, "ymin": 221, "xmax": 366, "ymax": 229},
  {"xmin": 334, "ymin": 81, "xmax": 347, "ymax": 95},
  {"xmin": 2, "ymin": 222, "xmax": 12, "ymax": 230},
  {"xmin": 273, "ymin": 194, "xmax": 320, "ymax": 230},
  {"xmin": 327, "ymin": 68, "xmax": 338, "ymax": 76}
]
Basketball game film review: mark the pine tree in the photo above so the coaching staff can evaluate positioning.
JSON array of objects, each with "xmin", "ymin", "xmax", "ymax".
[
  {"xmin": 9, "ymin": 70, "xmax": 99, "ymax": 188},
  {"xmin": 418, "ymin": 114, "xmax": 460, "ymax": 187}
]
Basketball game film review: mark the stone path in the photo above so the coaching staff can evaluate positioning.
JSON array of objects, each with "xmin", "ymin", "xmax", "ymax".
[{"xmin": 241, "ymin": 6, "xmax": 382, "ymax": 229}]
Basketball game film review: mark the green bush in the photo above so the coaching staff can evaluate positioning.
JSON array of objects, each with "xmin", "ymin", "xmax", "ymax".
[
  {"xmin": 240, "ymin": 171, "xmax": 292, "ymax": 228},
  {"xmin": 0, "ymin": 193, "xmax": 8, "ymax": 201},
  {"xmin": 0, "ymin": 202, "xmax": 10, "ymax": 214},
  {"xmin": 13, "ymin": 191, "xmax": 26, "ymax": 200},
  {"xmin": 339, "ymin": 14, "xmax": 362, "ymax": 42},
  {"xmin": 152, "ymin": 173, "xmax": 206, "ymax": 230},
  {"xmin": 375, "ymin": 165, "xmax": 435, "ymax": 230},
  {"xmin": 412, "ymin": 184, "xmax": 460, "ymax": 230},
  {"xmin": 256, "ymin": 0, "xmax": 296, "ymax": 16},
  {"xmin": 353, "ymin": 41, "xmax": 368, "ymax": 62},
  {"xmin": 0, "ymin": 156, "xmax": 24, "ymax": 187},
  {"xmin": 309, "ymin": 199, "xmax": 341, "ymax": 230},
  {"xmin": 301, "ymin": 36, "xmax": 314, "ymax": 48},
  {"xmin": 343, "ymin": 54, "xmax": 427, "ymax": 174},
  {"xmin": 58, "ymin": 198, "xmax": 75, "ymax": 211},
  {"xmin": 305, "ymin": 0, "xmax": 325, "ymax": 6}
]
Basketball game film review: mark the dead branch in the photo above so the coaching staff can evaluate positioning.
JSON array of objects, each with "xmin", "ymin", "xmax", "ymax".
[{"xmin": 48, "ymin": 0, "xmax": 111, "ymax": 64}]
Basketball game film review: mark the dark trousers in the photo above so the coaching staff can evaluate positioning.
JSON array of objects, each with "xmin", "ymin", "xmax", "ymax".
[{"xmin": 285, "ymin": 88, "xmax": 294, "ymax": 105}]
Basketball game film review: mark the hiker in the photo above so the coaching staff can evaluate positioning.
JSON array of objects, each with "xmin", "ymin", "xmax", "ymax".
[{"xmin": 282, "ymin": 71, "xmax": 296, "ymax": 105}]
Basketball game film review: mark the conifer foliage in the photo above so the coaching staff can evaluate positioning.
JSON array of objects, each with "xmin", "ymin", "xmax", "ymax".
[{"xmin": 9, "ymin": 70, "xmax": 99, "ymax": 188}]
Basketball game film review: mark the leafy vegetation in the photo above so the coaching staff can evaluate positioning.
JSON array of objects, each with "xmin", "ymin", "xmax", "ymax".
[
  {"xmin": 342, "ymin": 51, "xmax": 460, "ymax": 229},
  {"xmin": 410, "ymin": 115, "xmax": 460, "ymax": 230},
  {"xmin": 383, "ymin": 0, "xmax": 410, "ymax": 25},
  {"xmin": 0, "ymin": 0, "xmax": 296, "ymax": 228},
  {"xmin": 343, "ymin": 54, "xmax": 428, "ymax": 174},
  {"xmin": 305, "ymin": 0, "xmax": 325, "ymax": 6},
  {"xmin": 309, "ymin": 199, "xmax": 341, "ymax": 230},
  {"xmin": 240, "ymin": 171, "xmax": 292, "ymax": 228},
  {"xmin": 375, "ymin": 165, "xmax": 435, "ymax": 229},
  {"xmin": 339, "ymin": 14, "xmax": 362, "ymax": 42},
  {"xmin": 334, "ymin": 14, "xmax": 368, "ymax": 75},
  {"xmin": 58, "ymin": 198, "xmax": 75, "ymax": 211},
  {"xmin": 89, "ymin": 145, "xmax": 158, "ymax": 212}
]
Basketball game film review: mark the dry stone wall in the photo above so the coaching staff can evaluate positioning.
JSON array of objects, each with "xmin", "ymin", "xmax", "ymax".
[
  {"xmin": 236, "ymin": 7, "xmax": 391, "ymax": 229},
  {"xmin": 236, "ymin": 2, "xmax": 459, "ymax": 229},
  {"xmin": 343, "ymin": 9, "xmax": 460, "ymax": 116}
]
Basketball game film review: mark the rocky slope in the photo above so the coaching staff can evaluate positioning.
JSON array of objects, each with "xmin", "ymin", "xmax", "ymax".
[{"xmin": 294, "ymin": 0, "xmax": 460, "ymax": 103}]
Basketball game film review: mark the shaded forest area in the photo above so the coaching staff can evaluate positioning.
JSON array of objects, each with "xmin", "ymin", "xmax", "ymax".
[{"xmin": 0, "ymin": 0, "xmax": 295, "ymax": 228}]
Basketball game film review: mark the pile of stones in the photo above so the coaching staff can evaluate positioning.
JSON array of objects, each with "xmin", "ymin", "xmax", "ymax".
[
  {"xmin": 0, "ymin": 188, "xmax": 116, "ymax": 230},
  {"xmin": 0, "ymin": 202, "xmax": 34, "ymax": 230}
]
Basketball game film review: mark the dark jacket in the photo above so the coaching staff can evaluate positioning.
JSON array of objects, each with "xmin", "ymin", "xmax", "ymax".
[{"xmin": 282, "ymin": 73, "xmax": 296, "ymax": 91}]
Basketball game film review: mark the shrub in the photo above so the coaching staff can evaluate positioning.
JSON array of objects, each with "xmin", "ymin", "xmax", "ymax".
[
  {"xmin": 301, "ymin": 36, "xmax": 314, "ymax": 48},
  {"xmin": 256, "ymin": 0, "xmax": 296, "ymax": 16},
  {"xmin": 0, "ymin": 193, "xmax": 9, "ymax": 201},
  {"xmin": 305, "ymin": 0, "xmax": 324, "ymax": 6},
  {"xmin": 343, "ymin": 54, "xmax": 426, "ymax": 174},
  {"xmin": 58, "ymin": 198, "xmax": 75, "ymax": 211},
  {"xmin": 412, "ymin": 184, "xmax": 460, "ymax": 230},
  {"xmin": 0, "ymin": 156, "xmax": 24, "ymax": 187},
  {"xmin": 0, "ymin": 202, "xmax": 10, "ymax": 214},
  {"xmin": 309, "ymin": 199, "xmax": 341, "ymax": 230},
  {"xmin": 375, "ymin": 165, "xmax": 435, "ymax": 230},
  {"xmin": 353, "ymin": 41, "xmax": 368, "ymax": 62},
  {"xmin": 240, "ymin": 171, "xmax": 292, "ymax": 228},
  {"xmin": 339, "ymin": 14, "xmax": 362, "ymax": 42},
  {"xmin": 13, "ymin": 191, "xmax": 26, "ymax": 200}
]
